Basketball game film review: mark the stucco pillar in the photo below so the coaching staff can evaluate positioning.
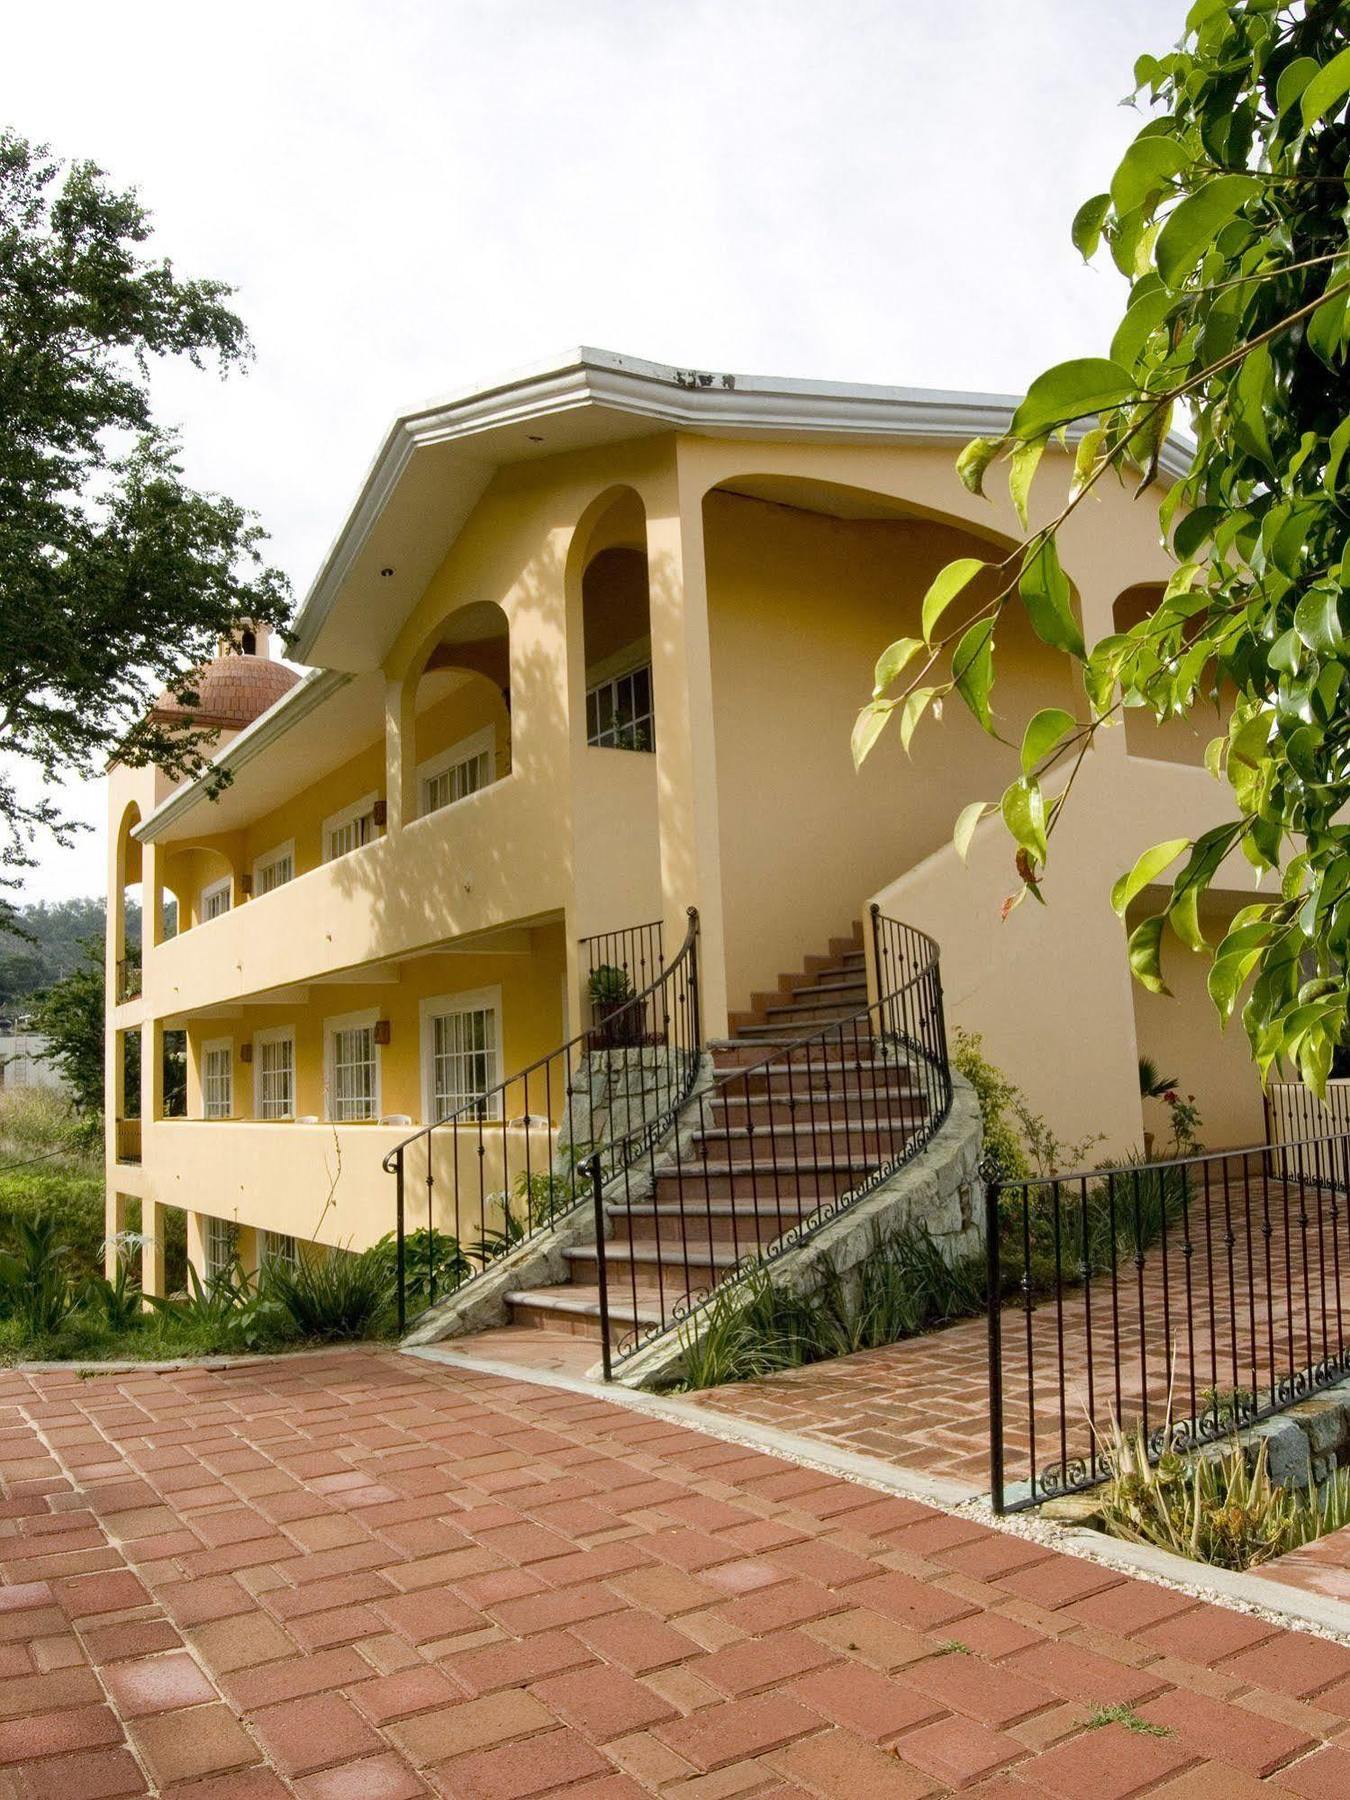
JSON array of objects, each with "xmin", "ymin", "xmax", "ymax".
[
  {"xmin": 141, "ymin": 1198, "xmax": 166, "ymax": 1300},
  {"xmin": 645, "ymin": 459, "xmax": 729, "ymax": 1038},
  {"xmin": 384, "ymin": 677, "xmax": 418, "ymax": 834},
  {"xmin": 185, "ymin": 1210, "xmax": 208, "ymax": 1284}
]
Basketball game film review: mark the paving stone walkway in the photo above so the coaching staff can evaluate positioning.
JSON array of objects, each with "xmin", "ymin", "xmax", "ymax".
[{"xmin": 6, "ymin": 1347, "xmax": 1350, "ymax": 1796}]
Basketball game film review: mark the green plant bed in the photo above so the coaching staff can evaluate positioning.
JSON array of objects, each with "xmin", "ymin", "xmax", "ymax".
[{"xmin": 1061, "ymin": 1418, "xmax": 1350, "ymax": 1573}]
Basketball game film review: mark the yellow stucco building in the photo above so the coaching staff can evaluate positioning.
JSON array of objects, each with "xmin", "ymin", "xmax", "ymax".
[{"xmin": 105, "ymin": 348, "xmax": 1263, "ymax": 1300}]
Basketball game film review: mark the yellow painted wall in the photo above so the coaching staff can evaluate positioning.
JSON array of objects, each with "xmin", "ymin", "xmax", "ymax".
[
  {"xmin": 182, "ymin": 922, "xmax": 566, "ymax": 1126},
  {"xmin": 1129, "ymin": 889, "xmax": 1266, "ymax": 1153},
  {"xmin": 702, "ymin": 488, "xmax": 1081, "ymax": 1009}
]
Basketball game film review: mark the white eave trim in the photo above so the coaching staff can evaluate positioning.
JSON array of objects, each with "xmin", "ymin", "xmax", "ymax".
[
  {"xmin": 288, "ymin": 346, "xmax": 1197, "ymax": 661},
  {"xmin": 133, "ymin": 669, "xmax": 353, "ymax": 843}
]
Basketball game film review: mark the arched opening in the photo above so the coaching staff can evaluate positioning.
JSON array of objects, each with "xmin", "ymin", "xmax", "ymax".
[
  {"xmin": 410, "ymin": 600, "xmax": 512, "ymax": 820},
  {"xmin": 1113, "ymin": 583, "xmax": 1232, "ymax": 766},
  {"xmin": 580, "ymin": 493, "xmax": 653, "ymax": 753},
  {"xmin": 114, "ymin": 805, "xmax": 142, "ymax": 1003},
  {"xmin": 161, "ymin": 843, "xmax": 237, "ymax": 931},
  {"xmin": 700, "ymin": 473, "xmax": 1078, "ymax": 1011}
]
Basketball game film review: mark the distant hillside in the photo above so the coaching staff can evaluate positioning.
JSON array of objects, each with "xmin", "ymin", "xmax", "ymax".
[{"xmin": 0, "ymin": 898, "xmax": 124, "ymax": 1010}]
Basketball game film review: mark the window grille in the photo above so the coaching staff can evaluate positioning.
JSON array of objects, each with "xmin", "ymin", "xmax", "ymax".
[
  {"xmin": 330, "ymin": 1023, "xmax": 376, "ymax": 1121},
  {"xmin": 325, "ymin": 812, "xmax": 372, "ymax": 861},
  {"xmin": 260, "ymin": 1230, "xmax": 298, "ymax": 1272},
  {"xmin": 204, "ymin": 1215, "xmax": 237, "ymax": 1279},
  {"xmin": 586, "ymin": 664, "xmax": 654, "ymax": 751},
  {"xmin": 255, "ymin": 848, "xmax": 294, "ymax": 894},
  {"xmin": 202, "ymin": 1045, "xmax": 232, "ymax": 1120},
  {"xmin": 429, "ymin": 1006, "xmax": 498, "ymax": 1120},
  {"xmin": 257, "ymin": 1035, "xmax": 294, "ymax": 1120},
  {"xmin": 201, "ymin": 881, "xmax": 231, "ymax": 920},
  {"xmin": 423, "ymin": 746, "xmax": 492, "ymax": 816}
]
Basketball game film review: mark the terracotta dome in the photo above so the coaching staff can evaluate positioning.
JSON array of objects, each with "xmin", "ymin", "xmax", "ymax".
[{"xmin": 151, "ymin": 650, "xmax": 299, "ymax": 732}]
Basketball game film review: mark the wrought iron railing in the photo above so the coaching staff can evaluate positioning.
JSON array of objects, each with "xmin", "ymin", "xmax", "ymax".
[
  {"xmin": 581, "ymin": 921, "xmax": 664, "ymax": 1029},
  {"xmin": 987, "ymin": 1131, "xmax": 1350, "ymax": 1514},
  {"xmin": 591, "ymin": 908, "xmax": 951, "ymax": 1376},
  {"xmin": 384, "ymin": 911, "xmax": 700, "ymax": 1332},
  {"xmin": 1265, "ymin": 1079, "xmax": 1350, "ymax": 1155}
]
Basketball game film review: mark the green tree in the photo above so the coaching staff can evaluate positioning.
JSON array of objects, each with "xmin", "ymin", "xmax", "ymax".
[
  {"xmin": 29, "ymin": 941, "xmax": 105, "ymax": 1113},
  {"xmin": 0, "ymin": 129, "xmax": 290, "ymax": 910},
  {"xmin": 858, "ymin": 0, "xmax": 1350, "ymax": 1091}
]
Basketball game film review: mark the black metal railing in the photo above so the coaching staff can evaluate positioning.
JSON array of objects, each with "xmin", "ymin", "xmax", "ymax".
[
  {"xmin": 384, "ymin": 911, "xmax": 700, "ymax": 1333},
  {"xmin": 987, "ymin": 1131, "xmax": 1350, "ymax": 1514},
  {"xmin": 592, "ymin": 908, "xmax": 951, "ymax": 1376},
  {"xmin": 581, "ymin": 921, "xmax": 665, "ymax": 1030},
  {"xmin": 1266, "ymin": 1079, "xmax": 1350, "ymax": 1155}
]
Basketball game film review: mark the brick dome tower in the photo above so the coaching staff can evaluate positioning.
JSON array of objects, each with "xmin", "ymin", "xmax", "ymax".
[{"xmin": 150, "ymin": 623, "xmax": 299, "ymax": 732}]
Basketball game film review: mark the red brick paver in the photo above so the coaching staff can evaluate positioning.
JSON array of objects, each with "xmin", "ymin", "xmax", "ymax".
[{"xmin": 1, "ymin": 1346, "xmax": 1349, "ymax": 1793}]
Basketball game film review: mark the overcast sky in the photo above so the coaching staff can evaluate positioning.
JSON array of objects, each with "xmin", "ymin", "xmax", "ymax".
[{"xmin": 5, "ymin": 0, "xmax": 1182, "ymax": 905}]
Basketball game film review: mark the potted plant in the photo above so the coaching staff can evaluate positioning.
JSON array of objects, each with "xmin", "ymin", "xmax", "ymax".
[{"xmin": 588, "ymin": 963, "xmax": 644, "ymax": 1047}]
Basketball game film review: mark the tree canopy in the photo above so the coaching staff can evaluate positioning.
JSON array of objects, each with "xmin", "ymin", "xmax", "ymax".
[
  {"xmin": 857, "ymin": 0, "xmax": 1350, "ymax": 1092},
  {"xmin": 0, "ymin": 130, "xmax": 290, "ymax": 912}
]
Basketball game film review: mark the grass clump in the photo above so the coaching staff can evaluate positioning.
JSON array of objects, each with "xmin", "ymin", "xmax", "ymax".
[
  {"xmin": 261, "ymin": 1247, "xmax": 393, "ymax": 1341},
  {"xmin": 1083, "ymin": 1704, "xmax": 1172, "ymax": 1737},
  {"xmin": 676, "ymin": 1220, "xmax": 988, "ymax": 1390}
]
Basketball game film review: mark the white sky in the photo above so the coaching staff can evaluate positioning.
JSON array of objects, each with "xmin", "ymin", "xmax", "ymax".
[{"xmin": 5, "ymin": 0, "xmax": 1182, "ymax": 905}]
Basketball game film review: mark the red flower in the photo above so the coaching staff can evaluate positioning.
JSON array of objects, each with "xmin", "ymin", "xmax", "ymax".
[{"xmin": 1164, "ymin": 1089, "xmax": 1179, "ymax": 1104}]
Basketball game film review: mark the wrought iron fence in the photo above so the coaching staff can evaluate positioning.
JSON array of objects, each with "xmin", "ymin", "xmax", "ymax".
[
  {"xmin": 987, "ymin": 1131, "xmax": 1350, "ymax": 1514},
  {"xmin": 580, "ymin": 921, "xmax": 665, "ymax": 1030},
  {"xmin": 592, "ymin": 908, "xmax": 951, "ymax": 1376},
  {"xmin": 1265, "ymin": 1079, "xmax": 1350, "ymax": 1153},
  {"xmin": 383, "ymin": 910, "xmax": 700, "ymax": 1332}
]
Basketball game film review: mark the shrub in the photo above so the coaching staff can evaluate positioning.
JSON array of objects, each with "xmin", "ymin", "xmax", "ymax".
[
  {"xmin": 263, "ymin": 1246, "xmax": 393, "ymax": 1341},
  {"xmin": 952, "ymin": 1029, "xmax": 1029, "ymax": 1183},
  {"xmin": 147, "ymin": 1262, "xmax": 292, "ymax": 1354},
  {"xmin": 0, "ymin": 1212, "xmax": 79, "ymax": 1336},
  {"xmin": 370, "ymin": 1228, "xmax": 472, "ymax": 1315},
  {"xmin": 1093, "ymin": 1415, "xmax": 1350, "ymax": 1571}
]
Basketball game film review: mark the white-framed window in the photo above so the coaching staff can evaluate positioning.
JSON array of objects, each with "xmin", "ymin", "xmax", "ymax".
[
  {"xmin": 202, "ymin": 1038, "xmax": 233, "ymax": 1120},
  {"xmin": 586, "ymin": 662, "xmax": 654, "ymax": 751},
  {"xmin": 324, "ymin": 1008, "xmax": 380, "ymax": 1122},
  {"xmin": 420, "ymin": 989, "xmax": 501, "ymax": 1123},
  {"xmin": 204, "ymin": 1214, "xmax": 237, "ymax": 1279},
  {"xmin": 260, "ymin": 1229, "xmax": 298, "ymax": 1273},
  {"xmin": 323, "ymin": 793, "xmax": 379, "ymax": 863},
  {"xmin": 254, "ymin": 1027, "xmax": 295, "ymax": 1121},
  {"xmin": 418, "ymin": 726, "xmax": 495, "ymax": 819},
  {"xmin": 200, "ymin": 876, "xmax": 232, "ymax": 921},
  {"xmin": 253, "ymin": 841, "xmax": 295, "ymax": 896}
]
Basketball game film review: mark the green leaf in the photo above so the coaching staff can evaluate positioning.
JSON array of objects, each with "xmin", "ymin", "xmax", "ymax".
[
  {"xmin": 851, "ymin": 701, "xmax": 893, "ymax": 768},
  {"xmin": 1111, "ymin": 837, "xmax": 1190, "ymax": 918},
  {"xmin": 1301, "ymin": 46, "xmax": 1350, "ymax": 128},
  {"xmin": 1127, "ymin": 913, "xmax": 1170, "ymax": 995},
  {"xmin": 899, "ymin": 687, "xmax": 935, "ymax": 755},
  {"xmin": 1070, "ymin": 426, "xmax": 1106, "ymax": 497},
  {"xmin": 1294, "ymin": 587, "xmax": 1349, "ymax": 655},
  {"xmin": 1111, "ymin": 134, "xmax": 1187, "ymax": 215},
  {"xmin": 956, "ymin": 436, "xmax": 1002, "ymax": 497},
  {"xmin": 953, "ymin": 800, "xmax": 992, "ymax": 864},
  {"xmin": 920, "ymin": 558, "xmax": 985, "ymax": 645},
  {"xmin": 1154, "ymin": 175, "xmax": 1260, "ymax": 289},
  {"xmin": 1275, "ymin": 56, "xmax": 1319, "ymax": 118},
  {"xmin": 1110, "ymin": 287, "xmax": 1175, "ymax": 373},
  {"xmin": 1169, "ymin": 884, "xmax": 1207, "ymax": 953},
  {"xmin": 1071, "ymin": 194, "xmax": 1111, "ymax": 261},
  {"xmin": 1019, "ymin": 538, "xmax": 1085, "ymax": 658},
  {"xmin": 1328, "ymin": 417, "xmax": 1350, "ymax": 493},
  {"xmin": 952, "ymin": 620, "xmax": 995, "ymax": 734},
  {"xmin": 1233, "ymin": 343, "xmax": 1276, "ymax": 467},
  {"xmin": 1008, "ymin": 438, "xmax": 1043, "ymax": 530},
  {"xmin": 872, "ymin": 636, "xmax": 924, "ymax": 698},
  {"xmin": 1000, "ymin": 776, "xmax": 1047, "ymax": 865},
  {"xmin": 1010, "ymin": 359, "xmax": 1137, "ymax": 441},
  {"xmin": 1020, "ymin": 706, "xmax": 1077, "ymax": 775}
]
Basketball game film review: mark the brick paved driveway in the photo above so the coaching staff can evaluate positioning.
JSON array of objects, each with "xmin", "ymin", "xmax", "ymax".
[{"xmin": 6, "ymin": 1348, "xmax": 1350, "ymax": 1796}]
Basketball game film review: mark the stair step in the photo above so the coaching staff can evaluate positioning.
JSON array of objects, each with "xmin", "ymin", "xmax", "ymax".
[
  {"xmin": 606, "ymin": 1200, "xmax": 826, "ymax": 1243},
  {"xmin": 505, "ymin": 1283, "xmax": 664, "ymax": 1346},
  {"xmin": 710, "ymin": 1090, "xmax": 923, "ymax": 1124}
]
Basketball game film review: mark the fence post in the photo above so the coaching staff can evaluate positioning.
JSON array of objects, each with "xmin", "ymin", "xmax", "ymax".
[
  {"xmin": 590, "ymin": 1153, "xmax": 613, "ymax": 1382},
  {"xmin": 395, "ymin": 1146, "xmax": 406, "ymax": 1337},
  {"xmin": 985, "ymin": 1178, "xmax": 1005, "ymax": 1514}
]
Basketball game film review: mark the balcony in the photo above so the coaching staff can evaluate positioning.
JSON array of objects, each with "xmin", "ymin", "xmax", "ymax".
[
  {"xmin": 142, "ymin": 1117, "xmax": 557, "ymax": 1253},
  {"xmin": 114, "ymin": 1118, "xmax": 142, "ymax": 1164},
  {"xmin": 144, "ymin": 773, "xmax": 568, "ymax": 1017}
]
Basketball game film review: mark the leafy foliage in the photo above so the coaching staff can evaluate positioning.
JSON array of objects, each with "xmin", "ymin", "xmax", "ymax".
[
  {"xmin": 27, "ymin": 940, "xmax": 105, "ymax": 1112},
  {"xmin": 0, "ymin": 131, "xmax": 290, "ymax": 906},
  {"xmin": 0, "ymin": 1212, "xmax": 78, "ymax": 1336},
  {"xmin": 1093, "ymin": 1415, "xmax": 1350, "ymax": 1570},
  {"xmin": 0, "ymin": 897, "xmax": 111, "ymax": 1008},
  {"xmin": 261, "ymin": 1247, "xmax": 394, "ymax": 1342},
  {"xmin": 856, "ymin": 4, "xmax": 1350, "ymax": 1091}
]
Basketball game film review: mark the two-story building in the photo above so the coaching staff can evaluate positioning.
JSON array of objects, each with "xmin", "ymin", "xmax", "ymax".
[{"xmin": 106, "ymin": 348, "xmax": 1262, "ymax": 1299}]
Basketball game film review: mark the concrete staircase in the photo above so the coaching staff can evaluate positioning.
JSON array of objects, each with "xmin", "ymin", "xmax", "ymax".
[{"xmin": 447, "ymin": 923, "xmax": 929, "ymax": 1367}]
